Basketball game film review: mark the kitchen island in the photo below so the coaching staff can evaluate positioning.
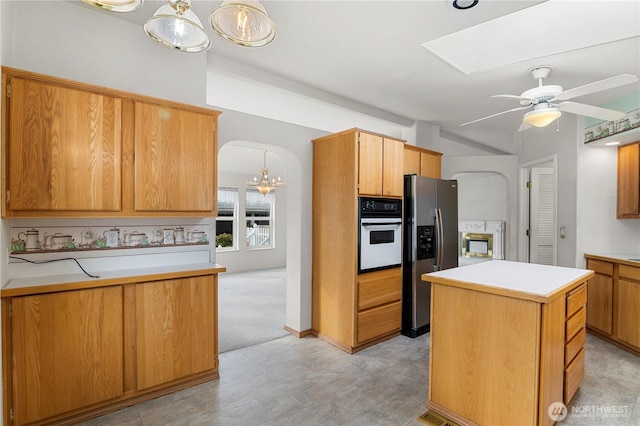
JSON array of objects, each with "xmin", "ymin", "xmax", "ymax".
[{"xmin": 423, "ymin": 260, "xmax": 593, "ymax": 426}]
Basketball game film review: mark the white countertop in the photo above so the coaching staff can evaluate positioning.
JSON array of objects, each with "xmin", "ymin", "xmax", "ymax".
[
  {"xmin": 585, "ymin": 253, "xmax": 640, "ymax": 264},
  {"xmin": 424, "ymin": 260, "xmax": 593, "ymax": 301},
  {"xmin": 2, "ymin": 262, "xmax": 226, "ymax": 297}
]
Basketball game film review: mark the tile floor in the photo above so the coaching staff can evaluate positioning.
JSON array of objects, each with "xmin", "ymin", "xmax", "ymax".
[{"xmin": 79, "ymin": 268, "xmax": 640, "ymax": 426}]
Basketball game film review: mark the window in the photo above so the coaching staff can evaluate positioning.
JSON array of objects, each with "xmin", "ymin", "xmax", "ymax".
[
  {"xmin": 245, "ymin": 189, "xmax": 275, "ymax": 249},
  {"xmin": 216, "ymin": 188, "xmax": 238, "ymax": 250}
]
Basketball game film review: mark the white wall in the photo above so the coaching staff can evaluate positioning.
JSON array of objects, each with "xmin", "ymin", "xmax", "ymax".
[
  {"xmin": 455, "ymin": 173, "xmax": 507, "ymax": 221},
  {"xmin": 441, "ymin": 155, "xmax": 519, "ymax": 261},
  {"xmin": 576, "ymin": 128, "xmax": 640, "ymax": 267}
]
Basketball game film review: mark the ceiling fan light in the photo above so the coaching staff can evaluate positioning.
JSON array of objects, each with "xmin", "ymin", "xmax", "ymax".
[
  {"xmin": 81, "ymin": 0, "xmax": 143, "ymax": 12},
  {"xmin": 144, "ymin": 0, "xmax": 211, "ymax": 52},
  {"xmin": 523, "ymin": 108, "xmax": 561, "ymax": 127},
  {"xmin": 210, "ymin": 0, "xmax": 277, "ymax": 47}
]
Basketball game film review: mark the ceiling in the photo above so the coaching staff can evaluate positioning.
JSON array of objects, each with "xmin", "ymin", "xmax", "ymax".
[{"xmin": 80, "ymin": 0, "xmax": 640, "ymax": 153}]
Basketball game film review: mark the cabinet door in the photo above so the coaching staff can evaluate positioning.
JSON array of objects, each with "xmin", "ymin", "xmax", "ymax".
[
  {"xmin": 134, "ymin": 102, "xmax": 216, "ymax": 212},
  {"xmin": 11, "ymin": 287, "xmax": 123, "ymax": 425},
  {"xmin": 617, "ymin": 143, "xmax": 640, "ymax": 218},
  {"xmin": 382, "ymin": 138, "xmax": 404, "ymax": 197},
  {"xmin": 358, "ymin": 132, "xmax": 384, "ymax": 195},
  {"xmin": 7, "ymin": 76, "xmax": 122, "ymax": 212},
  {"xmin": 586, "ymin": 272, "xmax": 613, "ymax": 334},
  {"xmin": 404, "ymin": 146, "xmax": 421, "ymax": 176},
  {"xmin": 136, "ymin": 275, "xmax": 217, "ymax": 390},
  {"xmin": 420, "ymin": 151, "xmax": 442, "ymax": 179},
  {"xmin": 615, "ymin": 266, "xmax": 640, "ymax": 349}
]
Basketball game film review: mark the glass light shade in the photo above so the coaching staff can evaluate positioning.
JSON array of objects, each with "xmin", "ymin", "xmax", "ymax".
[
  {"xmin": 82, "ymin": 0, "xmax": 143, "ymax": 12},
  {"xmin": 144, "ymin": 0, "xmax": 211, "ymax": 52},
  {"xmin": 210, "ymin": 0, "xmax": 277, "ymax": 47},
  {"xmin": 523, "ymin": 107, "xmax": 562, "ymax": 127}
]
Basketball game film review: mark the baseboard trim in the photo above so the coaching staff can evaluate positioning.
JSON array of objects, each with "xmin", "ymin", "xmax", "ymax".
[{"xmin": 284, "ymin": 326, "xmax": 312, "ymax": 338}]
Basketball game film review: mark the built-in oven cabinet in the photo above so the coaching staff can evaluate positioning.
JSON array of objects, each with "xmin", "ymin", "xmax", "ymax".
[{"xmin": 312, "ymin": 128, "xmax": 409, "ymax": 354}]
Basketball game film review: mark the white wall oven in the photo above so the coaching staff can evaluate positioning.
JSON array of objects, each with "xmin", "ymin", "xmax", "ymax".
[
  {"xmin": 358, "ymin": 197, "xmax": 402, "ymax": 273},
  {"xmin": 461, "ymin": 232, "xmax": 493, "ymax": 258}
]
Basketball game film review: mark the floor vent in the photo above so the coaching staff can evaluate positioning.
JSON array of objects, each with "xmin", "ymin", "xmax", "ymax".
[{"xmin": 418, "ymin": 410, "xmax": 460, "ymax": 426}]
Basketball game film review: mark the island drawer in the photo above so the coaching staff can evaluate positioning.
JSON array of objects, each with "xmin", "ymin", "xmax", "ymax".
[
  {"xmin": 566, "ymin": 284, "xmax": 587, "ymax": 318},
  {"xmin": 565, "ymin": 327, "xmax": 586, "ymax": 364},
  {"xmin": 566, "ymin": 306, "xmax": 586, "ymax": 342},
  {"xmin": 619, "ymin": 265, "xmax": 640, "ymax": 281},
  {"xmin": 586, "ymin": 259, "xmax": 613, "ymax": 276},
  {"xmin": 357, "ymin": 301, "xmax": 401, "ymax": 343},
  {"xmin": 564, "ymin": 347, "xmax": 585, "ymax": 404}
]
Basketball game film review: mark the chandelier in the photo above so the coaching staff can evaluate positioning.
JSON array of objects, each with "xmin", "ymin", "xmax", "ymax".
[{"xmin": 248, "ymin": 150, "xmax": 283, "ymax": 196}]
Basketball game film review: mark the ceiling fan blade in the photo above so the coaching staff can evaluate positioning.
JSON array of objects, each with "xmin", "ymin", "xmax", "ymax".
[
  {"xmin": 492, "ymin": 94, "xmax": 535, "ymax": 103},
  {"xmin": 460, "ymin": 105, "xmax": 532, "ymax": 127},
  {"xmin": 554, "ymin": 74, "xmax": 639, "ymax": 101},
  {"xmin": 558, "ymin": 101, "xmax": 626, "ymax": 121}
]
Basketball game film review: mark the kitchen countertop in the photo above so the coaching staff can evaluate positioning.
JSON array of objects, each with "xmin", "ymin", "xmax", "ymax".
[
  {"xmin": 1, "ymin": 262, "xmax": 227, "ymax": 297},
  {"xmin": 584, "ymin": 253, "xmax": 640, "ymax": 267},
  {"xmin": 423, "ymin": 260, "xmax": 593, "ymax": 303}
]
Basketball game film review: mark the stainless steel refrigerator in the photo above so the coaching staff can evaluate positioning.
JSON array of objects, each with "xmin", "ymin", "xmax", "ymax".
[{"xmin": 402, "ymin": 175, "xmax": 458, "ymax": 338}]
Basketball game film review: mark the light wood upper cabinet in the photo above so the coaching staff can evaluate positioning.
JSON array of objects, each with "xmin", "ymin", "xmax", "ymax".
[
  {"xmin": 403, "ymin": 145, "xmax": 442, "ymax": 179},
  {"xmin": 1, "ymin": 67, "xmax": 220, "ymax": 218},
  {"xmin": 10, "ymin": 287, "xmax": 124, "ymax": 425},
  {"xmin": 617, "ymin": 142, "xmax": 640, "ymax": 218},
  {"xmin": 358, "ymin": 132, "xmax": 404, "ymax": 197},
  {"xmin": 134, "ymin": 102, "xmax": 216, "ymax": 212},
  {"xmin": 135, "ymin": 275, "xmax": 217, "ymax": 390},
  {"xmin": 5, "ymin": 75, "xmax": 122, "ymax": 212}
]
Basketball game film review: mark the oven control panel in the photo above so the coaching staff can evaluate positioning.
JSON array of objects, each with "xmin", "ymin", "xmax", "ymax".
[{"xmin": 417, "ymin": 225, "xmax": 435, "ymax": 260}]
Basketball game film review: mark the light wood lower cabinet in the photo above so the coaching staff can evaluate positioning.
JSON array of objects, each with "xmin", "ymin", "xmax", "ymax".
[
  {"xmin": 2, "ymin": 274, "xmax": 219, "ymax": 425},
  {"xmin": 10, "ymin": 287, "xmax": 124, "ymax": 425},
  {"xmin": 616, "ymin": 265, "xmax": 640, "ymax": 348},
  {"xmin": 585, "ymin": 259, "xmax": 613, "ymax": 334},
  {"xmin": 135, "ymin": 276, "xmax": 217, "ymax": 391},
  {"xmin": 585, "ymin": 255, "xmax": 640, "ymax": 356}
]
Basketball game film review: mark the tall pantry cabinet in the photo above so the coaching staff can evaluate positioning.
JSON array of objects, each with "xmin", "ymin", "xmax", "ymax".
[{"xmin": 311, "ymin": 128, "xmax": 404, "ymax": 353}]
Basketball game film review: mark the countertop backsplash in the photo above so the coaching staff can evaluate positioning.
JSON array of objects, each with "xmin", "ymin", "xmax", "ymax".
[{"xmin": 4, "ymin": 218, "xmax": 217, "ymax": 284}]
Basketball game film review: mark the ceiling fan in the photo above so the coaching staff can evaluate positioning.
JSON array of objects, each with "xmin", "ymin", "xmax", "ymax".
[{"xmin": 460, "ymin": 66, "xmax": 639, "ymax": 130}]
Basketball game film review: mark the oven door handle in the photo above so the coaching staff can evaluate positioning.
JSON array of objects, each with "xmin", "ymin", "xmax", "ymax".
[{"xmin": 361, "ymin": 221, "xmax": 402, "ymax": 227}]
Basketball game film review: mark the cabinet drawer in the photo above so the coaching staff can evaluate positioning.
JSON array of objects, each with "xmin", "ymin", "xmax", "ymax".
[
  {"xmin": 357, "ymin": 301, "xmax": 401, "ymax": 344},
  {"xmin": 566, "ymin": 306, "xmax": 586, "ymax": 342},
  {"xmin": 358, "ymin": 271, "xmax": 401, "ymax": 311},
  {"xmin": 564, "ymin": 347, "xmax": 585, "ymax": 404},
  {"xmin": 620, "ymin": 265, "xmax": 640, "ymax": 282},
  {"xmin": 586, "ymin": 259, "xmax": 614, "ymax": 276},
  {"xmin": 565, "ymin": 327, "xmax": 586, "ymax": 366},
  {"xmin": 566, "ymin": 284, "xmax": 587, "ymax": 319}
]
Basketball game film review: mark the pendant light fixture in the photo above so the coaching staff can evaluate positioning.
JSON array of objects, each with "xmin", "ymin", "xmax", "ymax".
[
  {"xmin": 144, "ymin": 0, "xmax": 211, "ymax": 52},
  {"xmin": 81, "ymin": 0, "xmax": 143, "ymax": 13},
  {"xmin": 210, "ymin": 0, "xmax": 277, "ymax": 47},
  {"xmin": 247, "ymin": 150, "xmax": 283, "ymax": 196}
]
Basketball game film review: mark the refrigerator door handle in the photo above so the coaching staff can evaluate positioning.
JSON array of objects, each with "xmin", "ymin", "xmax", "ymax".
[{"xmin": 435, "ymin": 208, "xmax": 444, "ymax": 271}]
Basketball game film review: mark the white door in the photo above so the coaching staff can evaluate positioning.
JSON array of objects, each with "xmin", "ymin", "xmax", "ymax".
[{"xmin": 529, "ymin": 167, "xmax": 556, "ymax": 265}]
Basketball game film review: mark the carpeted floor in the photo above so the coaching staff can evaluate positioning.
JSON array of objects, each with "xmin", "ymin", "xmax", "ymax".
[{"xmin": 218, "ymin": 267, "xmax": 288, "ymax": 353}]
